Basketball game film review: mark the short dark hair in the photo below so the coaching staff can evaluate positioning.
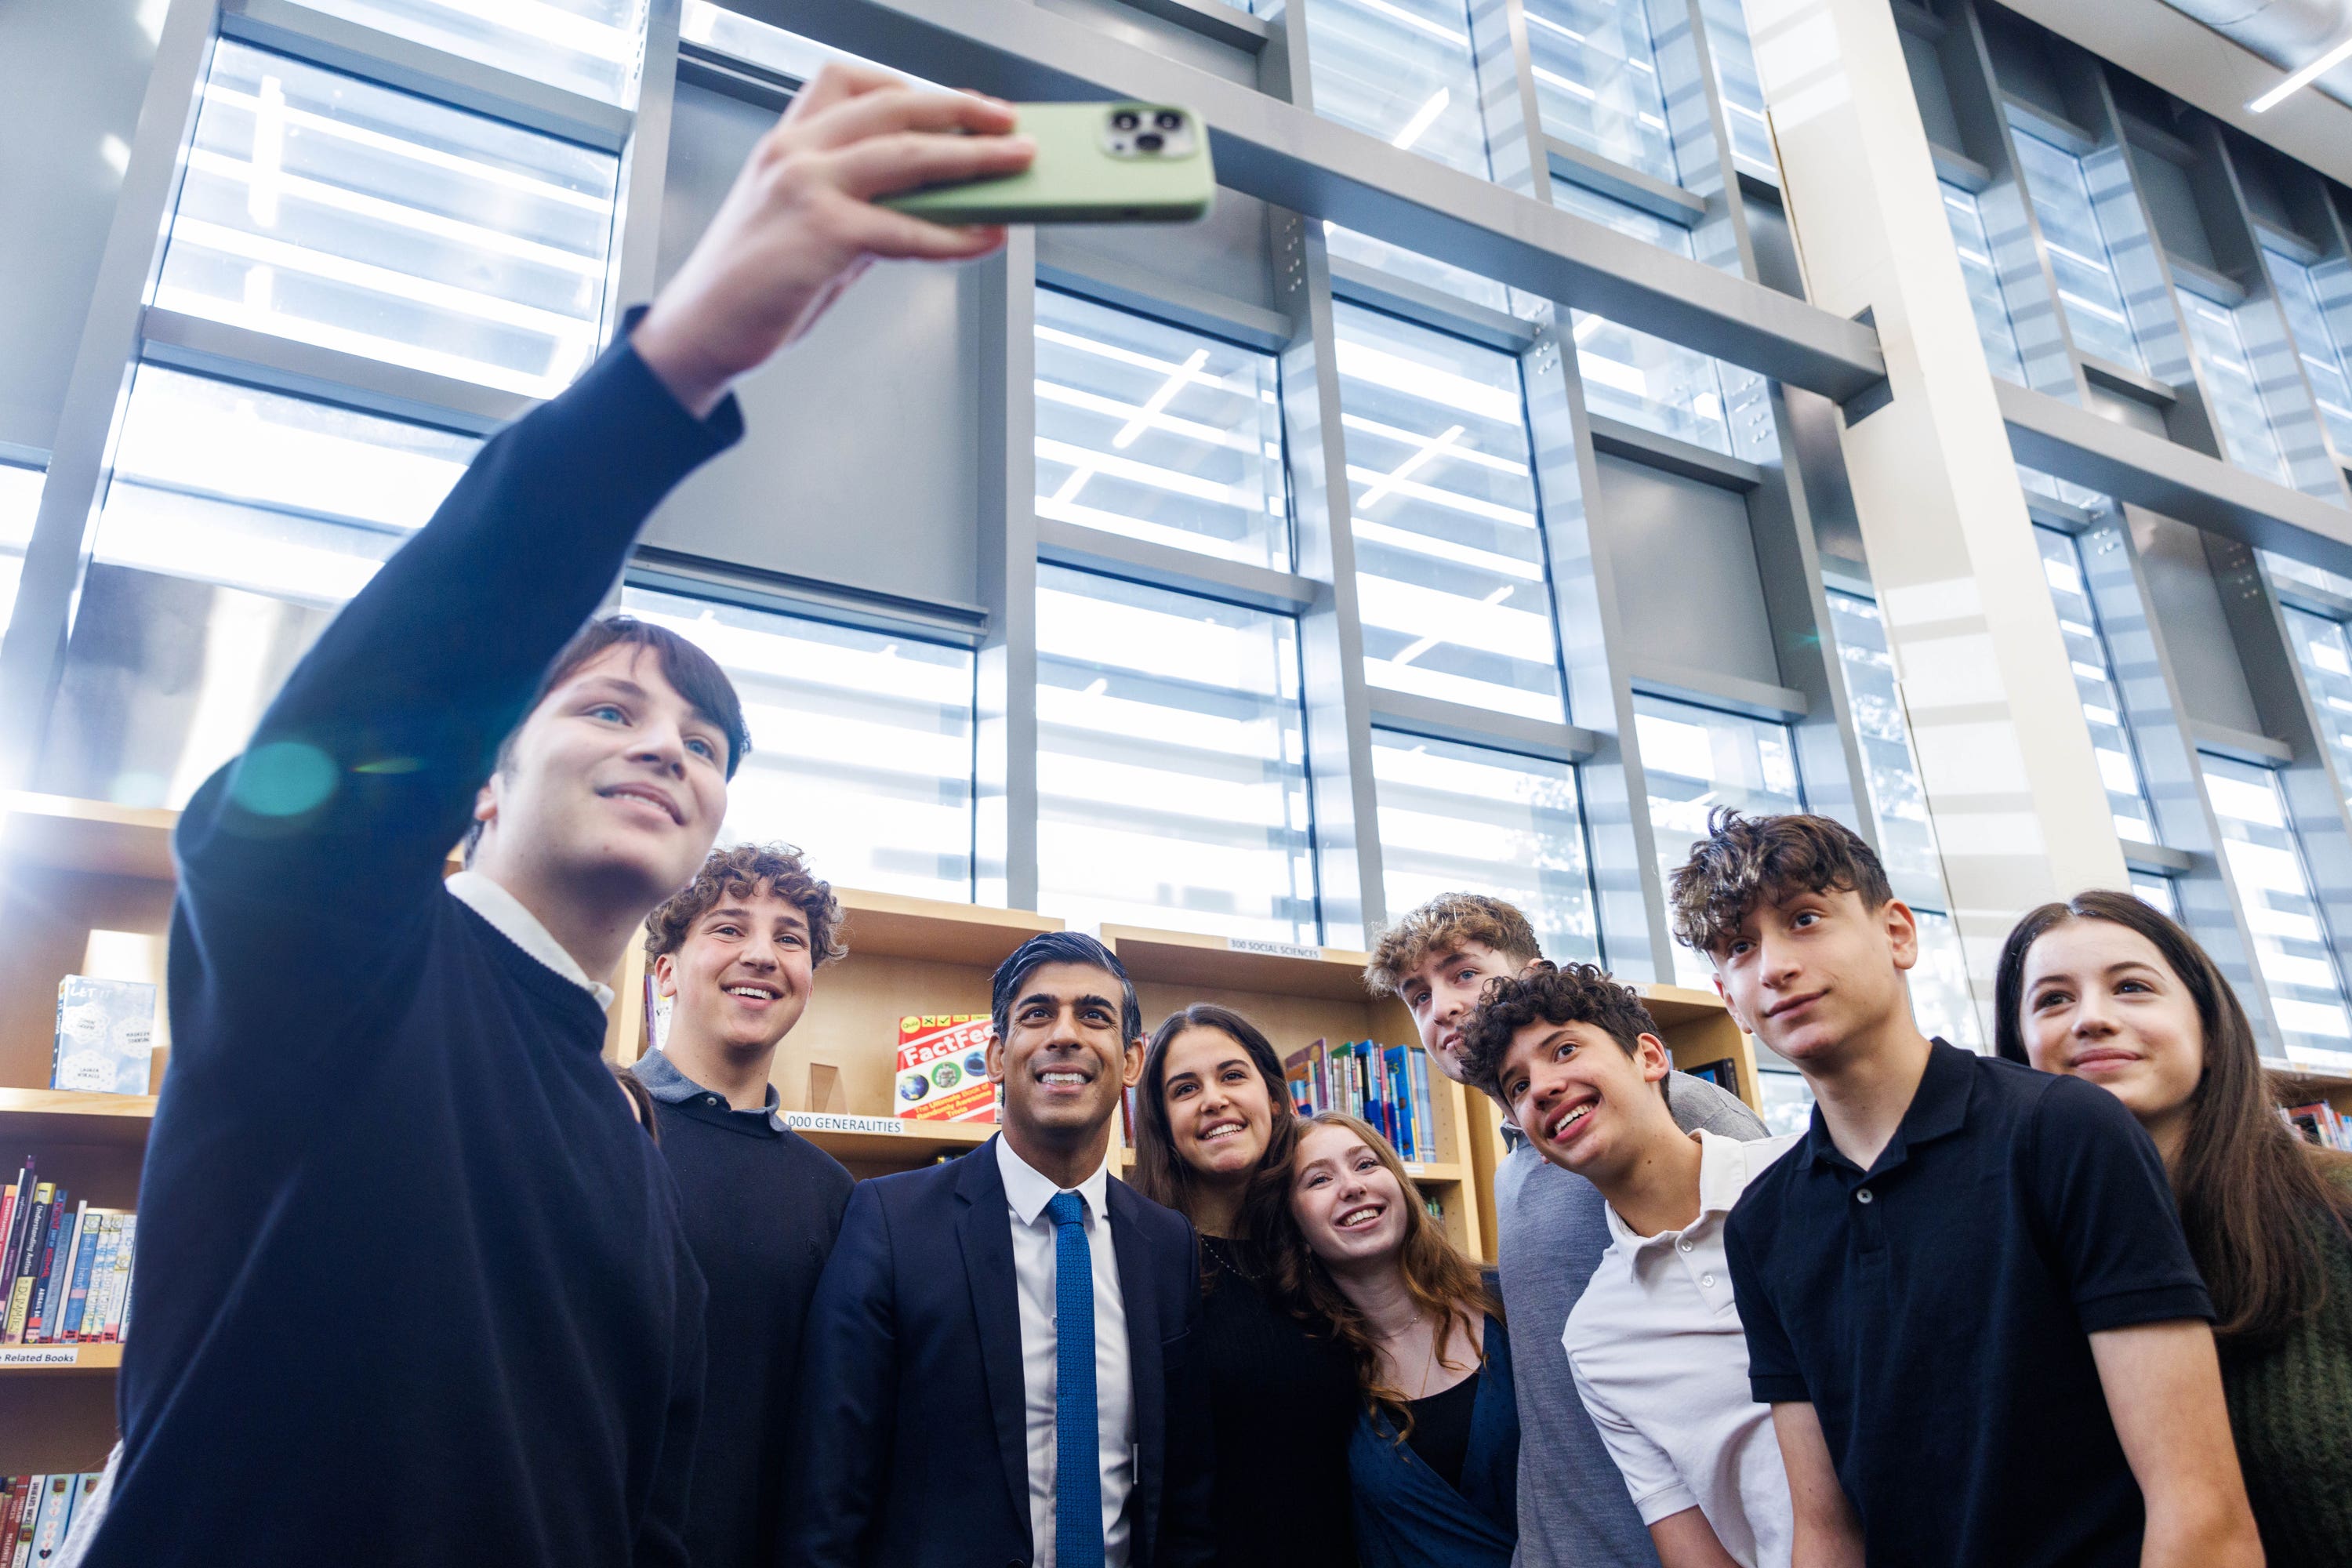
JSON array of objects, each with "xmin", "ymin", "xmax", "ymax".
[
  {"xmin": 465, "ymin": 615, "xmax": 750, "ymax": 862},
  {"xmin": 990, "ymin": 931, "xmax": 1143, "ymax": 1047},
  {"xmin": 644, "ymin": 842, "xmax": 847, "ymax": 967},
  {"xmin": 1457, "ymin": 960, "xmax": 1661, "ymax": 1105},
  {"xmin": 1667, "ymin": 808, "xmax": 1894, "ymax": 959}
]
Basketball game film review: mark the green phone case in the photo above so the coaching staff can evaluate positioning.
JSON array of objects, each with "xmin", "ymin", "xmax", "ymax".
[{"xmin": 882, "ymin": 102, "xmax": 1215, "ymax": 225}]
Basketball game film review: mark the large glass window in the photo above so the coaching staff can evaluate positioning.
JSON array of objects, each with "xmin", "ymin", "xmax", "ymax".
[
  {"xmin": 1522, "ymin": 0, "xmax": 1678, "ymax": 184},
  {"xmin": 2202, "ymin": 752, "xmax": 2352, "ymax": 1071},
  {"xmin": 1305, "ymin": 0, "xmax": 1490, "ymax": 179},
  {"xmin": 156, "ymin": 41, "xmax": 619, "ymax": 400},
  {"xmin": 0, "ymin": 463, "xmax": 42, "ymax": 637},
  {"xmin": 1033, "ymin": 289, "xmax": 1289, "ymax": 570},
  {"xmin": 1370, "ymin": 729, "xmax": 1601, "ymax": 962},
  {"xmin": 1825, "ymin": 590, "xmax": 1984, "ymax": 1049},
  {"xmin": 1696, "ymin": 0, "xmax": 1777, "ymax": 184},
  {"xmin": 1035, "ymin": 565, "xmax": 1316, "ymax": 942},
  {"xmin": 1323, "ymin": 223, "xmax": 1515, "ymax": 317},
  {"xmin": 1635, "ymin": 694, "xmax": 1805, "ymax": 989},
  {"xmin": 2283, "ymin": 607, "xmax": 2352, "ymax": 819},
  {"xmin": 2033, "ymin": 526, "xmax": 2159, "ymax": 841},
  {"xmin": 2263, "ymin": 244, "xmax": 2352, "ymax": 459},
  {"xmin": 2009, "ymin": 129, "xmax": 2143, "ymax": 371},
  {"xmin": 2177, "ymin": 291, "xmax": 2292, "ymax": 486},
  {"xmin": 1942, "ymin": 181, "xmax": 2029, "ymax": 385},
  {"xmin": 286, "ymin": 0, "xmax": 648, "ymax": 105},
  {"xmin": 1331, "ymin": 302, "xmax": 1564, "ymax": 721},
  {"xmin": 95, "ymin": 364, "xmax": 479, "ymax": 608},
  {"xmin": 619, "ymin": 588, "xmax": 977, "ymax": 904}
]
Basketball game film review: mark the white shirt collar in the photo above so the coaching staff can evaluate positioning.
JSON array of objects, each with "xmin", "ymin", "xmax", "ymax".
[
  {"xmin": 995, "ymin": 1133, "xmax": 1112, "ymax": 1229},
  {"xmin": 1603, "ymin": 1127, "xmax": 1769, "ymax": 1248},
  {"xmin": 445, "ymin": 870, "xmax": 617, "ymax": 1011}
]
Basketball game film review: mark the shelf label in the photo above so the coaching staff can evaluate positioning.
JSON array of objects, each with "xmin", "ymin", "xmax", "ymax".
[
  {"xmin": 1226, "ymin": 937, "xmax": 1323, "ymax": 961},
  {"xmin": 0, "ymin": 1347, "xmax": 80, "ymax": 1366},
  {"xmin": 1403, "ymin": 1163, "xmax": 1427, "ymax": 1178},
  {"xmin": 784, "ymin": 1112, "xmax": 914, "ymax": 1137}
]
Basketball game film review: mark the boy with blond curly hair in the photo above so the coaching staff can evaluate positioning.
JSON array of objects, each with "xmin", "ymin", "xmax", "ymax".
[
  {"xmin": 1366, "ymin": 893, "xmax": 1762, "ymax": 1568},
  {"xmin": 630, "ymin": 844, "xmax": 855, "ymax": 1568}
]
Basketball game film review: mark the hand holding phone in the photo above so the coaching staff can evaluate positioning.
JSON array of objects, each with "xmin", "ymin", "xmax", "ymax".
[{"xmin": 882, "ymin": 102, "xmax": 1217, "ymax": 225}]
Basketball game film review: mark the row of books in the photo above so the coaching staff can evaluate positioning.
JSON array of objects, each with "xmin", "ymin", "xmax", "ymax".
[
  {"xmin": 1, "ymin": 1160, "xmax": 136, "ymax": 1347},
  {"xmin": 2, "ymin": 1473, "xmax": 101, "ymax": 1568},
  {"xmin": 2282, "ymin": 1100, "xmax": 2352, "ymax": 1152},
  {"xmin": 1284, "ymin": 1040, "xmax": 1439, "ymax": 1164}
]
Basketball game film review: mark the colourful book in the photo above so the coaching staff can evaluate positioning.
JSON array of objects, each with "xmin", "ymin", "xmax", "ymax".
[
  {"xmin": 2, "ymin": 1183, "xmax": 53, "ymax": 1344},
  {"xmin": 0, "ymin": 1163, "xmax": 35, "ymax": 1330},
  {"xmin": 24, "ymin": 1473, "xmax": 71, "ymax": 1567},
  {"xmin": 7, "ymin": 1475, "xmax": 38, "ymax": 1568},
  {"xmin": 37, "ymin": 1204, "xmax": 86, "ymax": 1345},
  {"xmin": 80, "ymin": 1219, "xmax": 119, "ymax": 1343},
  {"xmin": 20, "ymin": 1194, "xmax": 67, "ymax": 1344},
  {"xmin": 0, "ymin": 1481, "xmax": 23, "ymax": 1566},
  {"xmin": 116, "ymin": 1218, "xmax": 138, "ymax": 1341},
  {"xmin": 1409, "ymin": 1047, "xmax": 1434, "ymax": 1163},
  {"xmin": 57, "ymin": 1210, "xmax": 100, "ymax": 1343}
]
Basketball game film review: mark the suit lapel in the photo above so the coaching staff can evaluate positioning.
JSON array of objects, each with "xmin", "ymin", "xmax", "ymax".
[
  {"xmin": 1108, "ymin": 1176, "xmax": 1165, "ymax": 1563},
  {"xmin": 955, "ymin": 1139, "xmax": 1033, "ymax": 1548}
]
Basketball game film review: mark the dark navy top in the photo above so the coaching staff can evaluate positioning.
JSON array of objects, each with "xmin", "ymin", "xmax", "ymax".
[
  {"xmin": 92, "ymin": 326, "xmax": 739, "ymax": 1568},
  {"xmin": 1349, "ymin": 1311, "xmax": 1518, "ymax": 1568},
  {"xmin": 1723, "ymin": 1040, "xmax": 2212, "ymax": 1568}
]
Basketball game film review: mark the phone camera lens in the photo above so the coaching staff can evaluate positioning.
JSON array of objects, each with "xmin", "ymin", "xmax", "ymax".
[
  {"xmin": 1154, "ymin": 111, "xmax": 1183, "ymax": 130},
  {"xmin": 1112, "ymin": 110, "xmax": 1141, "ymax": 131},
  {"xmin": 1136, "ymin": 132, "xmax": 1164, "ymax": 152}
]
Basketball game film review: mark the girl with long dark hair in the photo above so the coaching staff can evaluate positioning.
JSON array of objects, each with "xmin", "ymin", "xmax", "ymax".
[
  {"xmin": 1266, "ymin": 1112, "xmax": 1517, "ymax": 1568},
  {"xmin": 1997, "ymin": 890, "xmax": 2352, "ymax": 1566},
  {"xmin": 1131, "ymin": 1005, "xmax": 1358, "ymax": 1568}
]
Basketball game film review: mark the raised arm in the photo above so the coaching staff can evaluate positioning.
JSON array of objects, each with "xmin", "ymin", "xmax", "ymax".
[
  {"xmin": 1769, "ymin": 1403, "xmax": 1864, "ymax": 1568},
  {"xmin": 169, "ymin": 68, "xmax": 1033, "ymax": 1062},
  {"xmin": 2090, "ymin": 1321, "xmax": 2263, "ymax": 1568}
]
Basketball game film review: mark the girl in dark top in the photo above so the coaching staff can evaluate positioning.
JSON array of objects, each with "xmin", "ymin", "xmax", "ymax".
[
  {"xmin": 1132, "ymin": 1005, "xmax": 1359, "ymax": 1568},
  {"xmin": 1998, "ymin": 891, "xmax": 2352, "ymax": 1568},
  {"xmin": 1269, "ymin": 1112, "xmax": 1517, "ymax": 1568}
]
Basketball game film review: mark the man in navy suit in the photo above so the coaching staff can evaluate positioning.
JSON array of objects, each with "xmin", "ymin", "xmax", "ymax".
[{"xmin": 786, "ymin": 931, "xmax": 1214, "ymax": 1568}]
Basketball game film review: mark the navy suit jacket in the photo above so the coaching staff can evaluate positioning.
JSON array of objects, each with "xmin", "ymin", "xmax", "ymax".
[{"xmin": 783, "ymin": 1137, "xmax": 1215, "ymax": 1568}]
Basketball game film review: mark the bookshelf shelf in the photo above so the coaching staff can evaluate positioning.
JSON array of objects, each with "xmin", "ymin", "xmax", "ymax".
[
  {"xmin": 0, "ymin": 1344, "xmax": 122, "ymax": 1375},
  {"xmin": 0, "ymin": 1091, "xmax": 156, "ymax": 1150}
]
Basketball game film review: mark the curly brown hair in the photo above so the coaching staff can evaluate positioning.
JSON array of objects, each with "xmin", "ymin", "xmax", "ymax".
[
  {"xmin": 1254, "ymin": 1112, "xmax": 1501, "ymax": 1440},
  {"xmin": 1457, "ymin": 960, "xmax": 1662, "ymax": 1105},
  {"xmin": 1667, "ymin": 808, "xmax": 1893, "ymax": 960},
  {"xmin": 644, "ymin": 843, "xmax": 847, "ymax": 967},
  {"xmin": 1364, "ymin": 892, "xmax": 1542, "ymax": 999}
]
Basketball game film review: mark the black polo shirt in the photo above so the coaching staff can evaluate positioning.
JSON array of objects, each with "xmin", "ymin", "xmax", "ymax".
[{"xmin": 1722, "ymin": 1040, "xmax": 2211, "ymax": 1568}]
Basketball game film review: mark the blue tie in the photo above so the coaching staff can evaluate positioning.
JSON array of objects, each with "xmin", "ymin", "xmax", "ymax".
[{"xmin": 1045, "ymin": 1190, "xmax": 1103, "ymax": 1568}]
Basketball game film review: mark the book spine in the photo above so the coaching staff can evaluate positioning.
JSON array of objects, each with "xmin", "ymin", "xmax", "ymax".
[
  {"xmin": 2, "ymin": 1185, "xmax": 52, "ymax": 1344},
  {"xmin": 110, "ymin": 1217, "xmax": 137, "ymax": 1341},
  {"xmin": 81, "ymin": 1219, "xmax": 118, "ymax": 1342},
  {"xmin": 21, "ymin": 1194, "xmax": 66, "ymax": 1344},
  {"xmin": 1410, "ymin": 1047, "xmax": 1433, "ymax": 1166},
  {"xmin": 0, "ymin": 1163, "xmax": 34, "ymax": 1330},
  {"xmin": 58, "ymin": 1210, "xmax": 100, "ymax": 1343},
  {"xmin": 0, "ymin": 1479, "xmax": 22, "ymax": 1564},
  {"xmin": 42, "ymin": 1203, "xmax": 86, "ymax": 1345},
  {"xmin": 9, "ymin": 1475, "xmax": 42, "ymax": 1568},
  {"xmin": 25, "ymin": 1475, "xmax": 69, "ymax": 1566}
]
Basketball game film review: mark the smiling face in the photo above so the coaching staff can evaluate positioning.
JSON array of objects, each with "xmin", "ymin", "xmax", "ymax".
[
  {"xmin": 1160, "ymin": 1025, "xmax": 1275, "ymax": 1185},
  {"xmin": 989, "ymin": 961, "xmax": 1144, "ymax": 1149},
  {"xmin": 1397, "ymin": 940, "xmax": 1530, "ymax": 1085},
  {"xmin": 1289, "ymin": 1121, "xmax": 1412, "ymax": 1271},
  {"xmin": 2019, "ymin": 917, "xmax": 2205, "ymax": 1140},
  {"xmin": 1710, "ymin": 884, "xmax": 1918, "ymax": 1070},
  {"xmin": 654, "ymin": 883, "xmax": 813, "ymax": 1059},
  {"xmin": 1496, "ymin": 1018, "xmax": 1676, "ymax": 1180},
  {"xmin": 472, "ymin": 644, "xmax": 730, "ymax": 911}
]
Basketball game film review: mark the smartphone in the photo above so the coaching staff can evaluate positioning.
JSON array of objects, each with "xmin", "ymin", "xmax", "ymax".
[{"xmin": 882, "ymin": 102, "xmax": 1215, "ymax": 225}]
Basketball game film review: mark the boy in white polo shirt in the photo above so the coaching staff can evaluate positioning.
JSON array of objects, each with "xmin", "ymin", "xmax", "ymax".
[{"xmin": 1461, "ymin": 960, "xmax": 1798, "ymax": 1568}]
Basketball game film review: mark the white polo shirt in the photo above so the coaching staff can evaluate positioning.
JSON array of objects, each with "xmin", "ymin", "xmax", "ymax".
[{"xmin": 1562, "ymin": 1129, "xmax": 1802, "ymax": 1568}]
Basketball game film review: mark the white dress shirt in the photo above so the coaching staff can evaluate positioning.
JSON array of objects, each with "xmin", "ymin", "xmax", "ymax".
[
  {"xmin": 445, "ymin": 870, "xmax": 615, "ymax": 1009},
  {"xmin": 996, "ymin": 1135, "xmax": 1135, "ymax": 1568},
  {"xmin": 1563, "ymin": 1130, "xmax": 1802, "ymax": 1568}
]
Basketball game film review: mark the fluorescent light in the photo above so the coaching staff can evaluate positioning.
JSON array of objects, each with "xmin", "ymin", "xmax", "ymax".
[
  {"xmin": 1112, "ymin": 349, "xmax": 1209, "ymax": 449},
  {"xmin": 1355, "ymin": 424, "xmax": 1464, "ymax": 511},
  {"xmin": 1392, "ymin": 89, "xmax": 1451, "ymax": 151},
  {"xmin": 2249, "ymin": 29, "xmax": 2352, "ymax": 113}
]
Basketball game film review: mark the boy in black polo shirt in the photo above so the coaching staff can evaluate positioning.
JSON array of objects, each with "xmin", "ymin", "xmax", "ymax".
[
  {"xmin": 1676, "ymin": 811, "xmax": 2260, "ymax": 1568},
  {"xmin": 630, "ymin": 845, "xmax": 856, "ymax": 1568}
]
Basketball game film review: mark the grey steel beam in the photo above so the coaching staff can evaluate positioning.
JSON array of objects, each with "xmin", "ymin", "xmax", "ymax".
[
  {"xmin": 1998, "ymin": 376, "xmax": 2352, "ymax": 575},
  {"xmin": 2080, "ymin": 510, "xmax": 2281, "ymax": 1053},
  {"xmin": 219, "ymin": 0, "xmax": 635, "ymax": 151},
  {"xmin": 608, "ymin": 0, "xmax": 684, "ymax": 330},
  {"xmin": 1111, "ymin": 0, "xmax": 1272, "ymax": 53},
  {"xmin": 140, "ymin": 308, "xmax": 536, "ymax": 434},
  {"xmin": 2187, "ymin": 719, "xmax": 2295, "ymax": 768},
  {"xmin": 973, "ymin": 232, "xmax": 1041, "ymax": 910},
  {"xmin": 1274, "ymin": 209, "xmax": 1386, "ymax": 950},
  {"xmin": 1586, "ymin": 415, "xmax": 1762, "ymax": 489},
  {"xmin": 1628, "ymin": 662, "xmax": 1808, "ymax": 723},
  {"xmin": 1324, "ymin": 259, "xmax": 1537, "ymax": 354},
  {"xmin": 0, "ymin": 0, "xmax": 220, "ymax": 793},
  {"xmin": 1545, "ymin": 138, "xmax": 1708, "ymax": 226},
  {"xmin": 1034, "ymin": 238, "xmax": 1292, "ymax": 350},
  {"xmin": 1033, "ymin": 518, "xmax": 1316, "ymax": 614},
  {"xmin": 2120, "ymin": 837, "xmax": 2196, "ymax": 874},
  {"xmin": 1365, "ymin": 690, "xmax": 1601, "ymax": 765},
  {"xmin": 626, "ymin": 546, "xmax": 990, "ymax": 645},
  {"xmin": 740, "ymin": 0, "xmax": 1888, "ymax": 401}
]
